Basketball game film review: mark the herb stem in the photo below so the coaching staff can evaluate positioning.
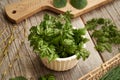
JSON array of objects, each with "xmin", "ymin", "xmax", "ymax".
[
  {"xmin": 0, "ymin": 34, "xmax": 15, "ymax": 67},
  {"xmin": 1, "ymin": 40, "xmax": 24, "ymax": 79}
]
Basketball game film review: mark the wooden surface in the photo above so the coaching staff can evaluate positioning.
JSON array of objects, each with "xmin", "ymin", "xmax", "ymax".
[
  {"xmin": 4, "ymin": 0, "xmax": 112, "ymax": 23},
  {"xmin": 79, "ymin": 53, "xmax": 120, "ymax": 80},
  {"xmin": 0, "ymin": 0, "xmax": 120, "ymax": 80}
]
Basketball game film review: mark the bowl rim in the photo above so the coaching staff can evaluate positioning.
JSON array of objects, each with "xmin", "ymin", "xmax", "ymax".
[
  {"xmin": 54, "ymin": 44, "xmax": 86, "ymax": 61},
  {"xmin": 55, "ymin": 55, "xmax": 77, "ymax": 61}
]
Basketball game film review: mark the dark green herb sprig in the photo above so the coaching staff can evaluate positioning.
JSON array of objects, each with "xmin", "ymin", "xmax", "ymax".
[
  {"xmin": 9, "ymin": 76, "xmax": 27, "ymax": 80},
  {"xmin": 53, "ymin": 0, "xmax": 88, "ymax": 9},
  {"xmin": 100, "ymin": 66, "xmax": 120, "ymax": 80},
  {"xmin": 28, "ymin": 12, "xmax": 90, "ymax": 61},
  {"xmin": 86, "ymin": 18, "xmax": 120, "ymax": 52},
  {"xmin": 38, "ymin": 74, "xmax": 56, "ymax": 80},
  {"xmin": 53, "ymin": 0, "xmax": 67, "ymax": 8},
  {"xmin": 70, "ymin": 0, "xmax": 87, "ymax": 9},
  {"xmin": 9, "ymin": 74, "xmax": 56, "ymax": 80}
]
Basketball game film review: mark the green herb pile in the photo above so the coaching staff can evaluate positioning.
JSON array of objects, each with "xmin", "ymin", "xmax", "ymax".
[
  {"xmin": 53, "ymin": 0, "xmax": 87, "ymax": 9},
  {"xmin": 28, "ymin": 12, "xmax": 90, "ymax": 61},
  {"xmin": 100, "ymin": 66, "xmax": 120, "ymax": 80},
  {"xmin": 9, "ymin": 74, "xmax": 56, "ymax": 80},
  {"xmin": 86, "ymin": 18, "xmax": 120, "ymax": 52}
]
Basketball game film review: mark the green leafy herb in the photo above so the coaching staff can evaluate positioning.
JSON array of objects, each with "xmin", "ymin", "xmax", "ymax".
[
  {"xmin": 9, "ymin": 76, "xmax": 27, "ymax": 80},
  {"xmin": 70, "ymin": 0, "xmax": 87, "ymax": 9},
  {"xmin": 53, "ymin": 0, "xmax": 67, "ymax": 8},
  {"xmin": 38, "ymin": 74, "xmax": 56, "ymax": 80},
  {"xmin": 28, "ymin": 11, "xmax": 90, "ymax": 61},
  {"xmin": 9, "ymin": 74, "xmax": 55, "ymax": 80},
  {"xmin": 100, "ymin": 66, "xmax": 120, "ymax": 80},
  {"xmin": 86, "ymin": 18, "xmax": 120, "ymax": 52}
]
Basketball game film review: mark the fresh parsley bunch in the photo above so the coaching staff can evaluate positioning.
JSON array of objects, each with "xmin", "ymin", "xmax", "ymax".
[
  {"xmin": 28, "ymin": 12, "xmax": 90, "ymax": 61},
  {"xmin": 86, "ymin": 18, "xmax": 120, "ymax": 52}
]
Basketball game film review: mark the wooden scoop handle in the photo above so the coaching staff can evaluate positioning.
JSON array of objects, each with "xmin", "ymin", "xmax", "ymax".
[
  {"xmin": 5, "ymin": 0, "xmax": 68, "ymax": 23},
  {"xmin": 5, "ymin": 0, "xmax": 52, "ymax": 23}
]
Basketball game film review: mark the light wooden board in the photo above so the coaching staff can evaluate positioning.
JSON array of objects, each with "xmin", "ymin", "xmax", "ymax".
[{"xmin": 5, "ymin": 0, "xmax": 112, "ymax": 23}]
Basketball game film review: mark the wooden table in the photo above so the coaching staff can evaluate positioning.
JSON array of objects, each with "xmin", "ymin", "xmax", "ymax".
[{"xmin": 0, "ymin": 0, "xmax": 119, "ymax": 80}]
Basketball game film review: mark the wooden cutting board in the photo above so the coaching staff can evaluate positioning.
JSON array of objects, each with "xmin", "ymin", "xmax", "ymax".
[{"xmin": 5, "ymin": 0, "xmax": 112, "ymax": 23}]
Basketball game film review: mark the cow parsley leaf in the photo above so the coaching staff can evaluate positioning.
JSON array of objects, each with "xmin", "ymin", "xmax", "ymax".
[
  {"xmin": 28, "ymin": 11, "xmax": 90, "ymax": 61},
  {"xmin": 86, "ymin": 18, "xmax": 120, "ymax": 52},
  {"xmin": 53, "ymin": 0, "xmax": 67, "ymax": 8},
  {"xmin": 38, "ymin": 74, "xmax": 55, "ymax": 80},
  {"xmin": 70, "ymin": 0, "xmax": 87, "ymax": 9}
]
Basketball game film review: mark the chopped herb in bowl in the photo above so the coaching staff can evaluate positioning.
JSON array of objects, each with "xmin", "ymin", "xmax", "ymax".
[{"xmin": 28, "ymin": 11, "xmax": 90, "ymax": 71}]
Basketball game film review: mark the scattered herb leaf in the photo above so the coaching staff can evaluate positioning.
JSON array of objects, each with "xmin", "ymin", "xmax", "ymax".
[
  {"xmin": 70, "ymin": 0, "xmax": 87, "ymax": 9},
  {"xmin": 9, "ymin": 74, "xmax": 55, "ymax": 80},
  {"xmin": 9, "ymin": 76, "xmax": 27, "ymax": 80},
  {"xmin": 38, "ymin": 74, "xmax": 56, "ymax": 80},
  {"xmin": 53, "ymin": 0, "xmax": 67, "ymax": 8},
  {"xmin": 86, "ymin": 18, "xmax": 120, "ymax": 52}
]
